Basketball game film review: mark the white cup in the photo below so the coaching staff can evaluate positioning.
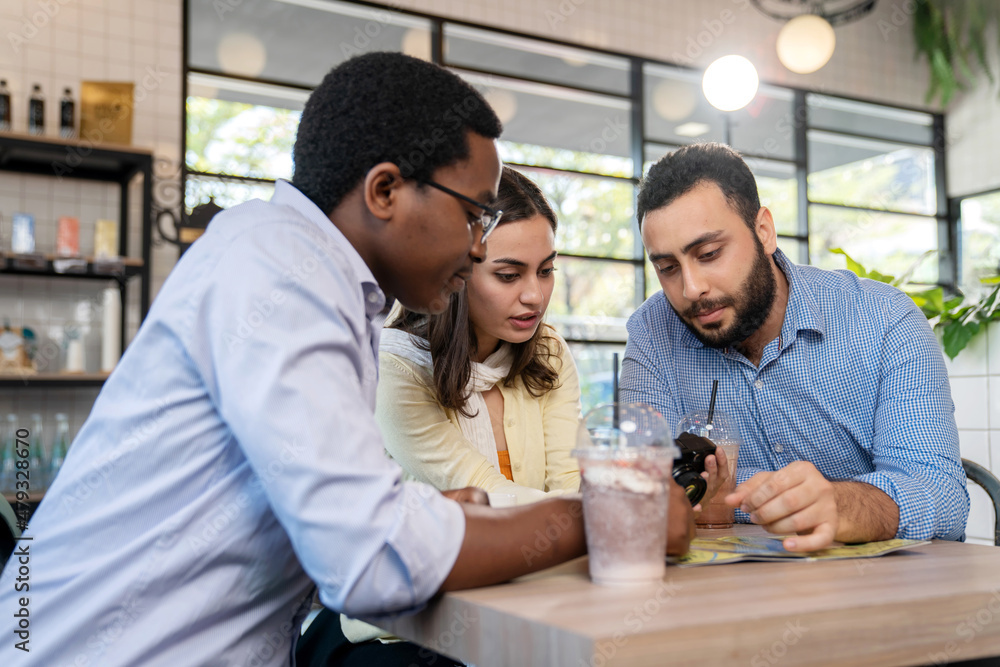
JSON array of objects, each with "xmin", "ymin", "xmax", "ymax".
[{"xmin": 487, "ymin": 492, "xmax": 517, "ymax": 508}]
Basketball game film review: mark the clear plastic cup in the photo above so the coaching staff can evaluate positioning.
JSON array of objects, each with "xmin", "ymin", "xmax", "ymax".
[
  {"xmin": 676, "ymin": 411, "xmax": 741, "ymax": 529},
  {"xmin": 573, "ymin": 403, "xmax": 677, "ymax": 586}
]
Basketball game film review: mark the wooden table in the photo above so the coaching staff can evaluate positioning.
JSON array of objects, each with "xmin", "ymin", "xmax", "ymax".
[{"xmin": 381, "ymin": 525, "xmax": 1000, "ymax": 666}]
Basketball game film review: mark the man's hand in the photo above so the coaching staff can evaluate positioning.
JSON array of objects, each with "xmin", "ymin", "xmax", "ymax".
[
  {"xmin": 693, "ymin": 447, "xmax": 731, "ymax": 513},
  {"xmin": 667, "ymin": 480, "xmax": 695, "ymax": 556},
  {"xmin": 442, "ymin": 487, "xmax": 490, "ymax": 505},
  {"xmin": 725, "ymin": 461, "xmax": 837, "ymax": 552}
]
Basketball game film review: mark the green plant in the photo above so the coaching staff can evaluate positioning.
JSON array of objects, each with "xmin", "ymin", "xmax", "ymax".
[
  {"xmin": 832, "ymin": 248, "xmax": 1000, "ymax": 359},
  {"xmin": 913, "ymin": 0, "xmax": 1000, "ymax": 106}
]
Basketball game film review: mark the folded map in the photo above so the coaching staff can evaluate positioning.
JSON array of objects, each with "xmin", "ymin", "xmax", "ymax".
[{"xmin": 672, "ymin": 535, "xmax": 930, "ymax": 567}]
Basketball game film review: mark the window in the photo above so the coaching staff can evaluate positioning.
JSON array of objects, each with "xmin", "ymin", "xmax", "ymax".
[
  {"xmin": 185, "ymin": 1, "xmax": 951, "ymax": 414},
  {"xmin": 805, "ymin": 95, "xmax": 942, "ymax": 286},
  {"xmin": 444, "ymin": 43, "xmax": 640, "ymax": 382},
  {"xmin": 185, "ymin": 0, "xmax": 432, "ymax": 212},
  {"xmin": 958, "ymin": 190, "xmax": 1000, "ymax": 297}
]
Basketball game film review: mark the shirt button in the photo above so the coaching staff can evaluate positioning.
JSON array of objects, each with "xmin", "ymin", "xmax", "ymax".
[
  {"xmin": 506, "ymin": 418, "xmax": 515, "ymax": 427},
  {"xmin": 512, "ymin": 462, "xmax": 522, "ymax": 471},
  {"xmin": 774, "ymin": 443, "xmax": 784, "ymax": 453},
  {"xmin": 367, "ymin": 292, "xmax": 379, "ymax": 303},
  {"xmin": 754, "ymin": 380, "xmax": 763, "ymax": 389}
]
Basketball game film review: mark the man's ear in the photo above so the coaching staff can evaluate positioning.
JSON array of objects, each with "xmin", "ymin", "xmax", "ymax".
[
  {"xmin": 754, "ymin": 206, "xmax": 778, "ymax": 254},
  {"xmin": 363, "ymin": 162, "xmax": 405, "ymax": 222}
]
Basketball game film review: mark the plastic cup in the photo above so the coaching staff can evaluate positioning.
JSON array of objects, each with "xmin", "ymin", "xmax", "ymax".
[
  {"xmin": 487, "ymin": 492, "xmax": 517, "ymax": 508},
  {"xmin": 574, "ymin": 403, "xmax": 678, "ymax": 586},
  {"xmin": 677, "ymin": 411, "xmax": 741, "ymax": 529}
]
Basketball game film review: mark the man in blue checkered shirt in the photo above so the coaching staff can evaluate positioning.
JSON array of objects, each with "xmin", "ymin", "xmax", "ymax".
[{"xmin": 621, "ymin": 142, "xmax": 968, "ymax": 551}]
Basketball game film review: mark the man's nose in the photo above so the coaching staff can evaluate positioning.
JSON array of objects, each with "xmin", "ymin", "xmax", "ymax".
[
  {"xmin": 469, "ymin": 230, "xmax": 486, "ymax": 263},
  {"xmin": 681, "ymin": 263, "xmax": 708, "ymax": 301}
]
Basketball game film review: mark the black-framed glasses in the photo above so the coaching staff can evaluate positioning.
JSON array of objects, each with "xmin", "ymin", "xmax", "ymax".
[{"xmin": 423, "ymin": 179, "xmax": 503, "ymax": 242}]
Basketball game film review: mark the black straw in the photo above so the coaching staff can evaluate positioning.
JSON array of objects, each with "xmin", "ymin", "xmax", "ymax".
[
  {"xmin": 612, "ymin": 353, "xmax": 620, "ymax": 429},
  {"xmin": 707, "ymin": 380, "xmax": 719, "ymax": 426}
]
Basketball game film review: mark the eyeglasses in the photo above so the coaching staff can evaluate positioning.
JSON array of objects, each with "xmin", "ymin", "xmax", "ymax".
[{"xmin": 423, "ymin": 179, "xmax": 503, "ymax": 242}]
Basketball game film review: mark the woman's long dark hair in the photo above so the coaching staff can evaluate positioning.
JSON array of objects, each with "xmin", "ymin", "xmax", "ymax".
[{"xmin": 389, "ymin": 167, "xmax": 561, "ymax": 417}]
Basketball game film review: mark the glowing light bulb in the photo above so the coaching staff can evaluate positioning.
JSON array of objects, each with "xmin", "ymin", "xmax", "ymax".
[
  {"xmin": 777, "ymin": 15, "xmax": 836, "ymax": 74},
  {"xmin": 702, "ymin": 55, "xmax": 758, "ymax": 112}
]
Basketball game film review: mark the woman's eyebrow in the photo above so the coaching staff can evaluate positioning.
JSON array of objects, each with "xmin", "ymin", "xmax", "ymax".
[{"xmin": 491, "ymin": 251, "xmax": 557, "ymax": 266}]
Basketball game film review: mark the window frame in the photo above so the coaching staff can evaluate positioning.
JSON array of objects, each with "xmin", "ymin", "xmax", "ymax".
[{"xmin": 182, "ymin": 0, "xmax": 955, "ymax": 344}]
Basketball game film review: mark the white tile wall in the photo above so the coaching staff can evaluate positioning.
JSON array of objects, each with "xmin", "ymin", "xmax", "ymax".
[
  {"xmin": 990, "ymin": 430, "xmax": 1000, "ymax": 477},
  {"xmin": 946, "ymin": 30, "xmax": 1000, "ymax": 198},
  {"xmin": 967, "ymin": 484, "xmax": 995, "ymax": 547},
  {"xmin": 960, "ymin": 429, "xmax": 991, "ymax": 470},
  {"xmin": 985, "ymin": 324, "xmax": 1000, "ymax": 376},
  {"xmin": 953, "ymin": 377, "xmax": 991, "ymax": 431},
  {"xmin": 947, "ymin": 323, "xmax": 1000, "ymax": 544},
  {"xmin": 0, "ymin": 0, "xmax": 182, "ymax": 430}
]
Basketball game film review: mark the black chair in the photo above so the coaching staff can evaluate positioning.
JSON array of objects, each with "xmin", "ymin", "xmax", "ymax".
[
  {"xmin": 963, "ymin": 458, "xmax": 1000, "ymax": 546},
  {"xmin": 0, "ymin": 494, "xmax": 21, "ymax": 568},
  {"xmin": 295, "ymin": 608, "xmax": 464, "ymax": 667}
]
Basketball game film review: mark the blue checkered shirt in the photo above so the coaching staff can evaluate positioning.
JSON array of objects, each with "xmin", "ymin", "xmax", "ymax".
[{"xmin": 621, "ymin": 249, "xmax": 968, "ymax": 541}]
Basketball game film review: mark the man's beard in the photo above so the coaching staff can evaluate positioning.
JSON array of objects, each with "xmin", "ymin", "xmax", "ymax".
[{"xmin": 674, "ymin": 239, "xmax": 777, "ymax": 349}]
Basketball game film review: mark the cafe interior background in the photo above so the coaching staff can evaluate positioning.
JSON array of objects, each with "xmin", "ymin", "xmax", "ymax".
[{"xmin": 0, "ymin": 0, "xmax": 998, "ymax": 542}]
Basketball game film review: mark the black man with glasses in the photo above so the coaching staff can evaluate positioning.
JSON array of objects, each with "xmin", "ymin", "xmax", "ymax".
[{"xmin": 0, "ymin": 52, "xmax": 694, "ymax": 667}]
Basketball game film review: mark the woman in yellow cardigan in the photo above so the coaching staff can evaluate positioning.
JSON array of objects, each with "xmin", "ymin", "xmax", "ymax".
[{"xmin": 374, "ymin": 165, "xmax": 581, "ymax": 506}]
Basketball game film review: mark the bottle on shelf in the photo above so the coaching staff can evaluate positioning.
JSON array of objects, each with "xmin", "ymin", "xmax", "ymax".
[
  {"xmin": 60, "ymin": 87, "xmax": 75, "ymax": 139},
  {"xmin": 102, "ymin": 287, "xmax": 122, "ymax": 372},
  {"xmin": 28, "ymin": 84, "xmax": 44, "ymax": 136},
  {"xmin": 1, "ymin": 414, "xmax": 17, "ymax": 495},
  {"xmin": 28, "ymin": 413, "xmax": 46, "ymax": 492},
  {"xmin": 48, "ymin": 413, "xmax": 69, "ymax": 488},
  {"xmin": 64, "ymin": 323, "xmax": 85, "ymax": 373},
  {"xmin": 0, "ymin": 80, "xmax": 10, "ymax": 132}
]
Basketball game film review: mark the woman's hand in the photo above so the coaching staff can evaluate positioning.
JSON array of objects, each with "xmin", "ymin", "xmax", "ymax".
[
  {"xmin": 442, "ymin": 486, "xmax": 490, "ymax": 505},
  {"xmin": 667, "ymin": 479, "xmax": 695, "ymax": 556}
]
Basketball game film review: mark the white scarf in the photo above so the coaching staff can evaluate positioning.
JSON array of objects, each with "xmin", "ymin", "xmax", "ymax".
[{"xmin": 379, "ymin": 328, "xmax": 514, "ymax": 474}]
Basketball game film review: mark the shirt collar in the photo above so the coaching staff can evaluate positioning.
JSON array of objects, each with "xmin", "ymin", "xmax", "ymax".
[
  {"xmin": 773, "ymin": 248, "xmax": 825, "ymax": 349},
  {"xmin": 270, "ymin": 180, "xmax": 386, "ymax": 318},
  {"xmin": 674, "ymin": 247, "xmax": 825, "ymax": 350}
]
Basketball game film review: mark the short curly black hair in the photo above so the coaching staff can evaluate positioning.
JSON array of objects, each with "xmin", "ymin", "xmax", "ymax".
[
  {"xmin": 637, "ymin": 143, "xmax": 759, "ymax": 230},
  {"xmin": 292, "ymin": 52, "xmax": 503, "ymax": 215}
]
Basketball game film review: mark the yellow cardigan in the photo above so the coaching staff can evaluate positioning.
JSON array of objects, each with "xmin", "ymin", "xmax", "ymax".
[
  {"xmin": 375, "ymin": 330, "xmax": 582, "ymax": 502},
  {"xmin": 342, "ymin": 331, "xmax": 582, "ymax": 644}
]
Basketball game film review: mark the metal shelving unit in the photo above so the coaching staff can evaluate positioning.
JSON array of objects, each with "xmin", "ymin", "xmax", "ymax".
[{"xmin": 0, "ymin": 132, "xmax": 153, "ymax": 386}]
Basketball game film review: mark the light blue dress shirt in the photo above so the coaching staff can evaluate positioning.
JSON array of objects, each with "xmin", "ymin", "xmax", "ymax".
[
  {"xmin": 0, "ymin": 180, "xmax": 465, "ymax": 666},
  {"xmin": 621, "ymin": 249, "xmax": 968, "ymax": 541}
]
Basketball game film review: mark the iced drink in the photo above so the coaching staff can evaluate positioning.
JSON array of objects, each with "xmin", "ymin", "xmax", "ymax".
[
  {"xmin": 676, "ymin": 411, "xmax": 742, "ymax": 530},
  {"xmin": 580, "ymin": 461, "xmax": 670, "ymax": 585},
  {"xmin": 696, "ymin": 440, "xmax": 739, "ymax": 529},
  {"xmin": 575, "ymin": 403, "xmax": 677, "ymax": 586}
]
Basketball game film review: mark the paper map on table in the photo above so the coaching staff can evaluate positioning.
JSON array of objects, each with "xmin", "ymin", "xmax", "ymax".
[{"xmin": 672, "ymin": 535, "xmax": 930, "ymax": 567}]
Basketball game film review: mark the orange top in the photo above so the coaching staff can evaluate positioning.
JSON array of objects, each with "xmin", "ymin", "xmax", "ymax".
[{"xmin": 496, "ymin": 450, "xmax": 514, "ymax": 481}]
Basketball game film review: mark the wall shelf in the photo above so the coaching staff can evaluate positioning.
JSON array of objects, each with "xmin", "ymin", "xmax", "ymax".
[
  {"xmin": 0, "ymin": 131, "xmax": 153, "ymax": 183},
  {"xmin": 0, "ymin": 254, "xmax": 144, "ymax": 280},
  {"xmin": 0, "ymin": 373, "xmax": 110, "ymax": 388},
  {"xmin": 0, "ymin": 133, "xmax": 153, "ymax": 385},
  {"xmin": 0, "ymin": 131, "xmax": 153, "ymax": 317}
]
